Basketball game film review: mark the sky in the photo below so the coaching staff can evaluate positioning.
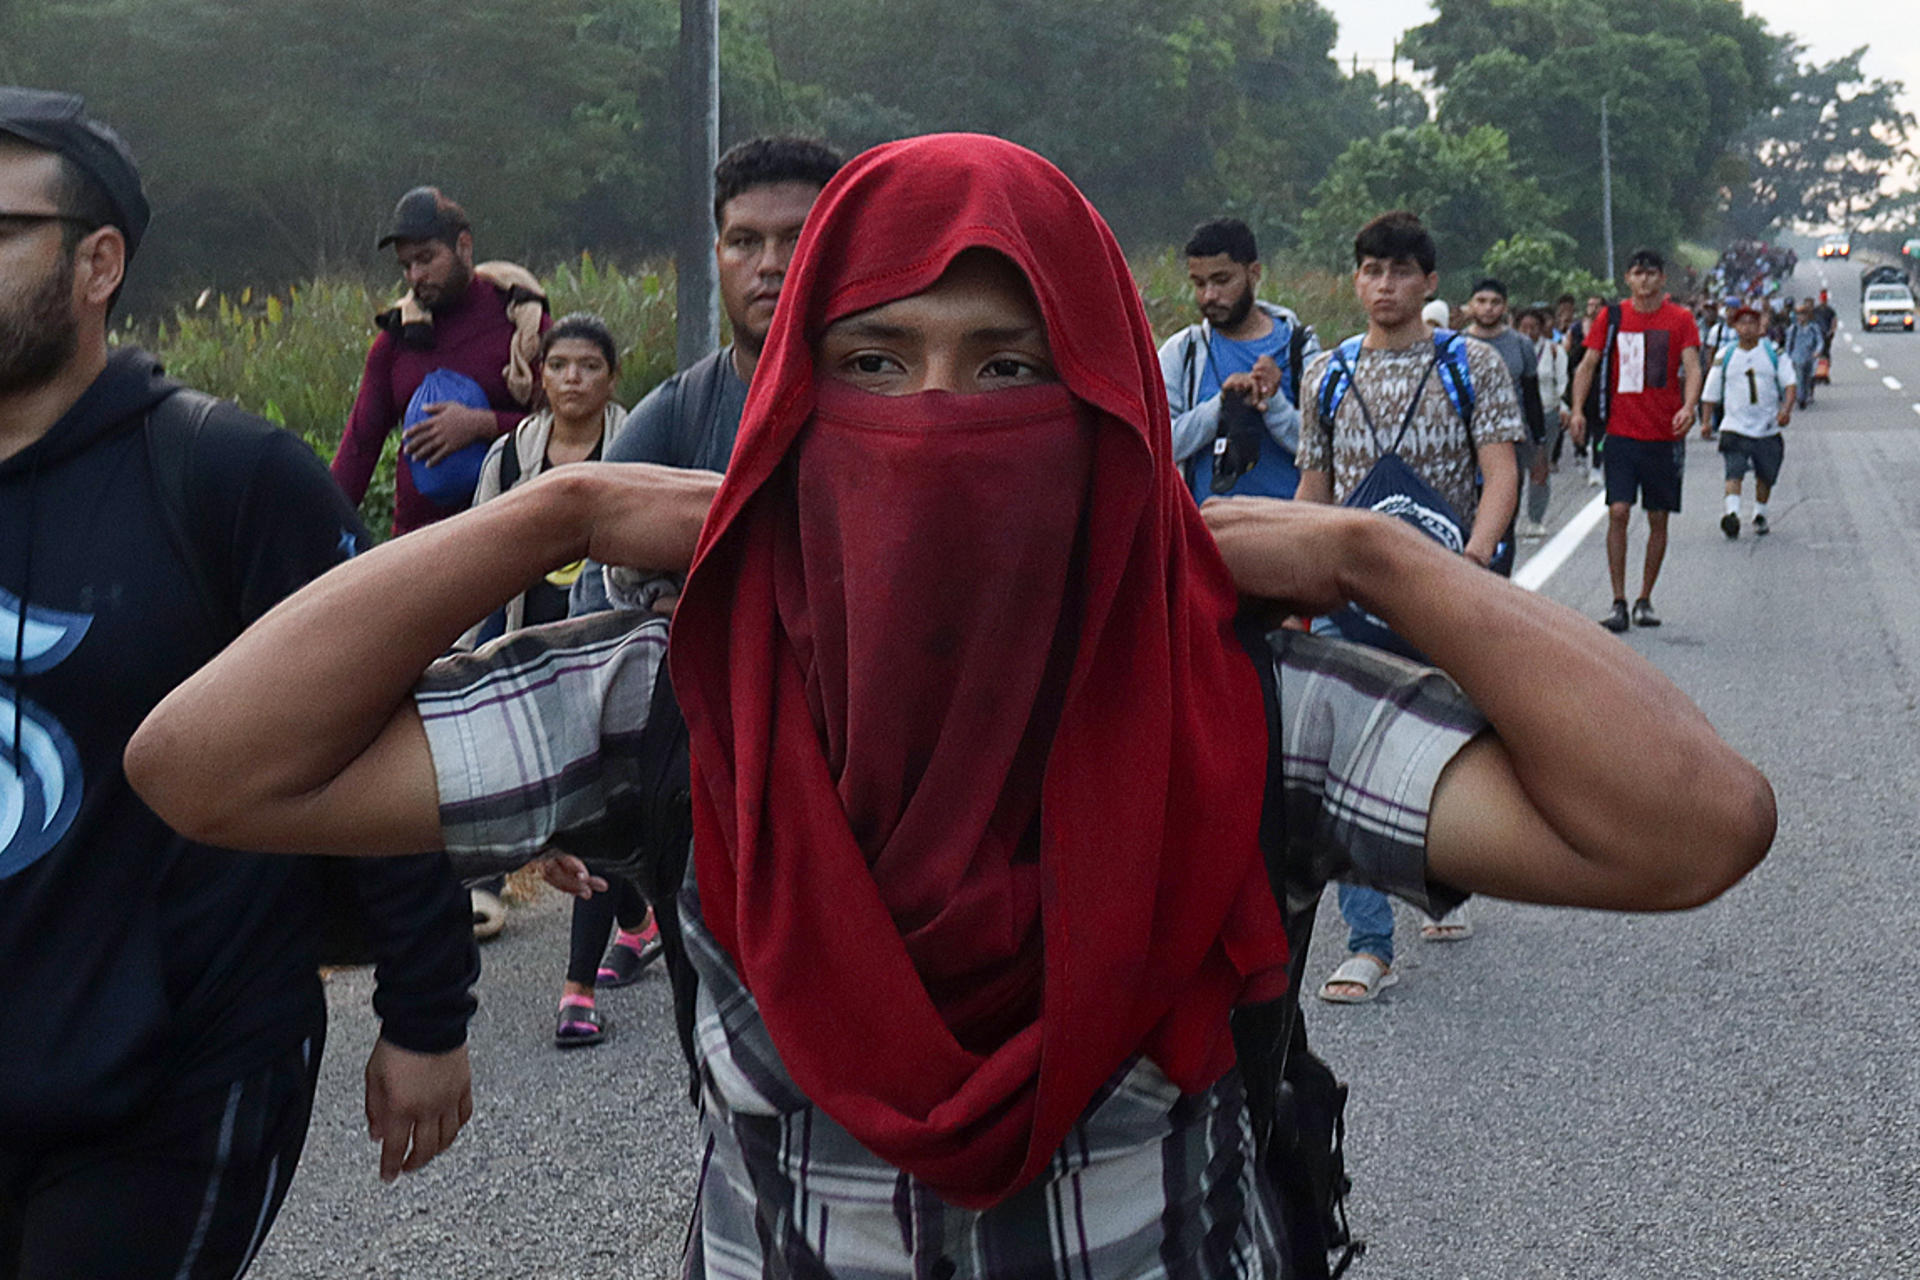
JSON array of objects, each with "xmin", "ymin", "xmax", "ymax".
[{"xmin": 1323, "ymin": 0, "xmax": 1920, "ymax": 122}]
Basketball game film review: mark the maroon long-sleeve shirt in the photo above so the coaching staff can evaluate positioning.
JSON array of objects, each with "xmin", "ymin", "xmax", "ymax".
[{"xmin": 331, "ymin": 275, "xmax": 545, "ymax": 536}]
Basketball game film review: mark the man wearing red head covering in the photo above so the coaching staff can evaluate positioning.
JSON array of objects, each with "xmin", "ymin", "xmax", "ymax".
[{"xmin": 129, "ymin": 136, "xmax": 1774, "ymax": 1278}]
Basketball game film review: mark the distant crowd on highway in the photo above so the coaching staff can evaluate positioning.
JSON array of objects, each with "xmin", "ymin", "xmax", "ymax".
[{"xmin": 5, "ymin": 86, "xmax": 1778, "ymax": 1280}]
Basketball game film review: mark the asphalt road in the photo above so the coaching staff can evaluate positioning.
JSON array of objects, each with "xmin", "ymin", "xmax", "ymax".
[{"xmin": 252, "ymin": 271, "xmax": 1920, "ymax": 1277}]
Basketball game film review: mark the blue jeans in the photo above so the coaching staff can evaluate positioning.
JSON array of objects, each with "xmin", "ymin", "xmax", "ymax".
[
  {"xmin": 1795, "ymin": 358, "xmax": 1816, "ymax": 406},
  {"xmin": 1338, "ymin": 883, "xmax": 1394, "ymax": 967}
]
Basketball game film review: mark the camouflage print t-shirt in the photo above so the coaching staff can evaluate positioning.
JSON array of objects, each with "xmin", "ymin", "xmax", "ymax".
[{"xmin": 1295, "ymin": 335, "xmax": 1526, "ymax": 528}]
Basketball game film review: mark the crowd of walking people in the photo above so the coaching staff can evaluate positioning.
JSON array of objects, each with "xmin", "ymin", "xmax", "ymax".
[{"xmin": 2, "ymin": 86, "xmax": 1778, "ymax": 1279}]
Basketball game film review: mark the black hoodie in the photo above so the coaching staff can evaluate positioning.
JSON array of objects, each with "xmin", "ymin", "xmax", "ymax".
[{"xmin": 1, "ymin": 348, "xmax": 477, "ymax": 1139}]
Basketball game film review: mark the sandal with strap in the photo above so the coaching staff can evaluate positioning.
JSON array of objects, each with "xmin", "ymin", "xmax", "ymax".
[
  {"xmin": 596, "ymin": 918, "xmax": 665, "ymax": 988},
  {"xmin": 1318, "ymin": 953, "xmax": 1398, "ymax": 1004},
  {"xmin": 553, "ymin": 1000, "xmax": 610, "ymax": 1050}
]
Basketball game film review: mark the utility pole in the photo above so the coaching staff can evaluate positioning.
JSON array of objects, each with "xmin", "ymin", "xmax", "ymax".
[
  {"xmin": 675, "ymin": 0, "xmax": 719, "ymax": 371},
  {"xmin": 1389, "ymin": 38, "xmax": 1399, "ymax": 130},
  {"xmin": 1600, "ymin": 95, "xmax": 1616, "ymax": 285}
]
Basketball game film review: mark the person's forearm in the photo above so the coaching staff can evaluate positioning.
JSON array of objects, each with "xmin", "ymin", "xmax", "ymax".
[
  {"xmin": 1294, "ymin": 468, "xmax": 1333, "ymax": 505},
  {"xmin": 1169, "ymin": 396, "xmax": 1221, "ymax": 464},
  {"xmin": 127, "ymin": 466, "xmax": 712, "ymax": 849},
  {"xmin": 1569, "ymin": 357, "xmax": 1595, "ymax": 414},
  {"xmin": 1345, "ymin": 517, "xmax": 1774, "ymax": 904},
  {"xmin": 1465, "ymin": 447, "xmax": 1518, "ymax": 561}
]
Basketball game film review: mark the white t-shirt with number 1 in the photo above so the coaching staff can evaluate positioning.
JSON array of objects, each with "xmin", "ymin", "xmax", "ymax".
[{"xmin": 1703, "ymin": 342, "xmax": 1795, "ymax": 439}]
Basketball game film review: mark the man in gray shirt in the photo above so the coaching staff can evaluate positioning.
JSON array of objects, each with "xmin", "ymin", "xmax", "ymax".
[
  {"xmin": 573, "ymin": 136, "xmax": 841, "ymax": 613},
  {"xmin": 1465, "ymin": 277, "xmax": 1548, "ymax": 543}
]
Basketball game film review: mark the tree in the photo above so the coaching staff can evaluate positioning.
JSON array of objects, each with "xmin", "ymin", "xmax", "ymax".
[
  {"xmin": 1481, "ymin": 230, "xmax": 1609, "ymax": 304},
  {"xmin": 1299, "ymin": 123, "xmax": 1557, "ymax": 299},
  {"xmin": 1725, "ymin": 47, "xmax": 1914, "ymax": 236},
  {"xmin": 1405, "ymin": 0, "xmax": 1781, "ymax": 270}
]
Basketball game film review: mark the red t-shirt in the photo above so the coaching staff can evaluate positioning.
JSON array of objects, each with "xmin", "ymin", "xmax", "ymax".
[{"xmin": 1583, "ymin": 298, "xmax": 1699, "ymax": 441}]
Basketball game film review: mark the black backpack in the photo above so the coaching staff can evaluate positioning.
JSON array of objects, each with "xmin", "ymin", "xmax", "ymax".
[
  {"xmin": 144, "ymin": 388, "xmax": 376, "ymax": 965},
  {"xmin": 614, "ymin": 622, "xmax": 1362, "ymax": 1272}
]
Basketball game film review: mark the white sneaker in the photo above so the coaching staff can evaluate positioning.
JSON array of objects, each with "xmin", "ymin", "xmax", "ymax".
[
  {"xmin": 1520, "ymin": 518, "xmax": 1547, "ymax": 539},
  {"xmin": 1587, "ymin": 467, "xmax": 1603, "ymax": 488}
]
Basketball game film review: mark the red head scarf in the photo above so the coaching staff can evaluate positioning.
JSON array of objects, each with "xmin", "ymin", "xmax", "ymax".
[{"xmin": 670, "ymin": 133, "xmax": 1286, "ymax": 1208}]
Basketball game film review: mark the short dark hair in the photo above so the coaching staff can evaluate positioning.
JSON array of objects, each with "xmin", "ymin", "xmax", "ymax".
[
  {"xmin": 45, "ymin": 150, "xmax": 128, "ymax": 312},
  {"xmin": 1184, "ymin": 217, "xmax": 1258, "ymax": 265},
  {"xmin": 1354, "ymin": 211, "xmax": 1436, "ymax": 275},
  {"xmin": 541, "ymin": 311, "xmax": 619, "ymax": 369},
  {"xmin": 713, "ymin": 137, "xmax": 843, "ymax": 229},
  {"xmin": 48, "ymin": 152, "xmax": 120, "ymax": 254},
  {"xmin": 1626, "ymin": 247, "xmax": 1665, "ymax": 273},
  {"xmin": 1555, "ymin": 293, "xmax": 1577, "ymax": 308},
  {"xmin": 1470, "ymin": 277, "xmax": 1507, "ymax": 300}
]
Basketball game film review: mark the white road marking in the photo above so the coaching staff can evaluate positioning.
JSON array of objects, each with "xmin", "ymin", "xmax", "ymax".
[
  {"xmin": 1865, "ymin": 357, "xmax": 1880, "ymax": 369},
  {"xmin": 1886, "ymin": 376, "xmax": 1904, "ymax": 391},
  {"xmin": 1514, "ymin": 495, "xmax": 1608, "ymax": 592},
  {"xmin": 1912, "ymin": 403, "xmax": 1920, "ymax": 417}
]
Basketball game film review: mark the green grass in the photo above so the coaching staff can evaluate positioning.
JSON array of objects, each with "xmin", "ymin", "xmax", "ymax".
[{"xmin": 132, "ymin": 251, "xmax": 1368, "ymax": 538}]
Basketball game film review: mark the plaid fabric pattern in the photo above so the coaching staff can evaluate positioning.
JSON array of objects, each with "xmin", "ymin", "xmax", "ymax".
[
  {"xmin": 418, "ymin": 621, "xmax": 1486, "ymax": 1277},
  {"xmin": 680, "ymin": 881, "xmax": 1283, "ymax": 1280},
  {"xmin": 416, "ymin": 610, "xmax": 669, "ymax": 879}
]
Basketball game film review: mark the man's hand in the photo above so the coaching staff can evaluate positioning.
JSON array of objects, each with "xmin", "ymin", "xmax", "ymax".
[
  {"xmin": 1670, "ymin": 405, "xmax": 1695, "ymax": 437},
  {"xmin": 1200, "ymin": 497, "xmax": 1373, "ymax": 616},
  {"xmin": 534, "ymin": 850, "xmax": 608, "ymax": 900},
  {"xmin": 364, "ymin": 1039, "xmax": 473, "ymax": 1183},
  {"xmin": 1567, "ymin": 410, "xmax": 1586, "ymax": 449},
  {"xmin": 1699, "ymin": 404, "xmax": 1719, "ymax": 440},
  {"xmin": 1249, "ymin": 354, "xmax": 1282, "ymax": 403},
  {"xmin": 403, "ymin": 403, "xmax": 499, "ymax": 465},
  {"xmin": 1777, "ymin": 405, "xmax": 1793, "ymax": 428},
  {"xmin": 1219, "ymin": 370, "xmax": 1270, "ymax": 412}
]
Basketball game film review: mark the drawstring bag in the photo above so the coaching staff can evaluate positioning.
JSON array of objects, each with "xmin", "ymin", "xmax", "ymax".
[
  {"xmin": 403, "ymin": 368, "xmax": 493, "ymax": 508},
  {"xmin": 1327, "ymin": 350, "xmax": 1467, "ymax": 662}
]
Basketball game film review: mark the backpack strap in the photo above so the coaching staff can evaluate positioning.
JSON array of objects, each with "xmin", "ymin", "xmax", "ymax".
[
  {"xmin": 496, "ymin": 430, "xmax": 523, "ymax": 492},
  {"xmin": 670, "ymin": 349, "xmax": 730, "ymax": 471},
  {"xmin": 1315, "ymin": 336, "xmax": 1365, "ymax": 431},
  {"xmin": 1430, "ymin": 331, "xmax": 1476, "ymax": 429},
  {"xmin": 1598, "ymin": 303, "xmax": 1623, "ymax": 429},
  {"xmin": 144, "ymin": 389, "xmax": 241, "ymax": 637},
  {"xmin": 1287, "ymin": 321, "xmax": 1310, "ymax": 409},
  {"xmin": 630, "ymin": 662, "xmax": 701, "ymax": 1105},
  {"xmin": 1228, "ymin": 619, "xmax": 1310, "ymax": 1135}
]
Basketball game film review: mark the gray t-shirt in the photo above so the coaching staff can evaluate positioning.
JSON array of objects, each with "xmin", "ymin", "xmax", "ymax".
[{"xmin": 569, "ymin": 346, "xmax": 750, "ymax": 615}]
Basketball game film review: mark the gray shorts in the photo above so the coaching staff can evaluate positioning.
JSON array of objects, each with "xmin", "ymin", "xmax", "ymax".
[{"xmin": 1720, "ymin": 432, "xmax": 1783, "ymax": 486}]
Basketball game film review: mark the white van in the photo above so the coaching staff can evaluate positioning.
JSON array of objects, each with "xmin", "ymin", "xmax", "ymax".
[{"xmin": 1862, "ymin": 283, "xmax": 1916, "ymax": 333}]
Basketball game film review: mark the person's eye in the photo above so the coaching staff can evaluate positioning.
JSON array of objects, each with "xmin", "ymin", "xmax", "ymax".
[
  {"xmin": 842, "ymin": 352, "xmax": 902, "ymax": 376},
  {"xmin": 981, "ymin": 356, "xmax": 1044, "ymax": 381}
]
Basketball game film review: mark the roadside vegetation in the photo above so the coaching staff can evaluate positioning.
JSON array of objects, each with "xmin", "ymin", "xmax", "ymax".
[{"xmin": 137, "ymin": 252, "xmax": 1366, "ymax": 537}]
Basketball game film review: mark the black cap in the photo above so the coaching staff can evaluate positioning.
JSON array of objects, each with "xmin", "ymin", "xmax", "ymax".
[
  {"xmin": 377, "ymin": 186, "xmax": 471, "ymax": 249},
  {"xmin": 0, "ymin": 86, "xmax": 150, "ymax": 261}
]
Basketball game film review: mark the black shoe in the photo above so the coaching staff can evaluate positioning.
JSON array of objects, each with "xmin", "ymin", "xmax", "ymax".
[
  {"xmin": 1600, "ymin": 600, "xmax": 1630, "ymax": 633},
  {"xmin": 1631, "ymin": 598, "xmax": 1661, "ymax": 628},
  {"xmin": 1721, "ymin": 512, "xmax": 1740, "ymax": 539},
  {"xmin": 1754, "ymin": 514, "xmax": 1769, "ymax": 536}
]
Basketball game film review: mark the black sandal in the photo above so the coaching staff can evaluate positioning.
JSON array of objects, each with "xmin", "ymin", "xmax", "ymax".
[{"xmin": 553, "ymin": 1001, "xmax": 609, "ymax": 1049}]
